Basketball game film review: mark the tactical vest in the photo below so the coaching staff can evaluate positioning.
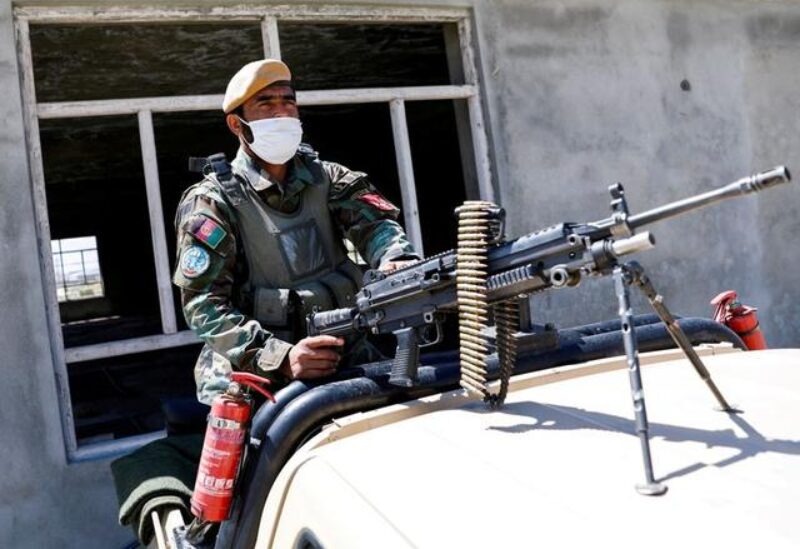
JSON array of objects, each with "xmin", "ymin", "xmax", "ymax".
[{"xmin": 209, "ymin": 148, "xmax": 363, "ymax": 342}]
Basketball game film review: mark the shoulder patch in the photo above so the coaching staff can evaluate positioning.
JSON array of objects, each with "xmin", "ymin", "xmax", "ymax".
[
  {"xmin": 357, "ymin": 192, "xmax": 397, "ymax": 212},
  {"xmin": 189, "ymin": 215, "xmax": 228, "ymax": 250},
  {"xmin": 180, "ymin": 245, "xmax": 211, "ymax": 278}
]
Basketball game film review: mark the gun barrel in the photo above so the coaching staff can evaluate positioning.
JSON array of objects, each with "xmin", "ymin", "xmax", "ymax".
[{"xmin": 628, "ymin": 166, "xmax": 791, "ymax": 230}]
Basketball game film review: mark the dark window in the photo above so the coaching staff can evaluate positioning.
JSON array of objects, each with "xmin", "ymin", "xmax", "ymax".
[
  {"xmin": 406, "ymin": 100, "xmax": 469, "ymax": 255},
  {"xmin": 301, "ymin": 102, "xmax": 402, "ymax": 211},
  {"xmin": 30, "ymin": 24, "xmax": 264, "ymax": 102},
  {"xmin": 40, "ymin": 116, "xmax": 162, "ymax": 346},
  {"xmin": 279, "ymin": 23, "xmax": 456, "ymax": 90},
  {"xmin": 69, "ymin": 344, "xmax": 202, "ymax": 444}
]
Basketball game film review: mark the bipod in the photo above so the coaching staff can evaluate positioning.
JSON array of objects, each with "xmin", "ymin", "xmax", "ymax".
[
  {"xmin": 613, "ymin": 261, "xmax": 740, "ymax": 496},
  {"xmin": 624, "ymin": 261, "xmax": 740, "ymax": 414},
  {"xmin": 612, "ymin": 264, "xmax": 668, "ymax": 495}
]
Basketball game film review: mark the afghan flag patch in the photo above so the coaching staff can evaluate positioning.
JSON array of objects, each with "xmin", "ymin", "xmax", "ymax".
[{"xmin": 192, "ymin": 216, "xmax": 227, "ymax": 250}]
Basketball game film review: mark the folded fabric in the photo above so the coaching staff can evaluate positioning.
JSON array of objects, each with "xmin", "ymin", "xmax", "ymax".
[{"xmin": 111, "ymin": 434, "xmax": 203, "ymax": 544}]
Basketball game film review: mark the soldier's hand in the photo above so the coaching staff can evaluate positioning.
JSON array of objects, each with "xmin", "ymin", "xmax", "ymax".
[
  {"xmin": 281, "ymin": 335, "xmax": 344, "ymax": 380},
  {"xmin": 378, "ymin": 260, "xmax": 416, "ymax": 274}
]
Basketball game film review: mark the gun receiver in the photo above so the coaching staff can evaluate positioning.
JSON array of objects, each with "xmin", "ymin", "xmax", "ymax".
[{"xmin": 308, "ymin": 166, "xmax": 791, "ymax": 384}]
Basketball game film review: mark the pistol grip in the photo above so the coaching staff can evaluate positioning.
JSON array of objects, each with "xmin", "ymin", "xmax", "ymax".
[{"xmin": 388, "ymin": 327, "xmax": 420, "ymax": 387}]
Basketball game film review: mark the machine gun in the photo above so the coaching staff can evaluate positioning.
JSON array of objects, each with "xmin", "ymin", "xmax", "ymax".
[
  {"xmin": 310, "ymin": 166, "xmax": 790, "ymax": 385},
  {"xmin": 309, "ymin": 166, "xmax": 792, "ymax": 495}
]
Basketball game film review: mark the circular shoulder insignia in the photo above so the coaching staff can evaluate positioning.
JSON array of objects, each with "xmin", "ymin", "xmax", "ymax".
[{"xmin": 181, "ymin": 245, "xmax": 211, "ymax": 278}]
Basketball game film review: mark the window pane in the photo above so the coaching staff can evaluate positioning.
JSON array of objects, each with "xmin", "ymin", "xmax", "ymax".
[
  {"xmin": 279, "ymin": 23, "xmax": 453, "ymax": 90},
  {"xmin": 40, "ymin": 116, "xmax": 161, "ymax": 345},
  {"xmin": 31, "ymin": 24, "xmax": 264, "ymax": 102},
  {"xmin": 51, "ymin": 239, "xmax": 105, "ymax": 303},
  {"xmin": 83, "ymin": 250, "xmax": 102, "ymax": 282},
  {"xmin": 61, "ymin": 251, "xmax": 86, "ymax": 285},
  {"xmin": 60, "ymin": 236, "xmax": 97, "ymax": 252},
  {"xmin": 66, "ymin": 283, "xmax": 103, "ymax": 301}
]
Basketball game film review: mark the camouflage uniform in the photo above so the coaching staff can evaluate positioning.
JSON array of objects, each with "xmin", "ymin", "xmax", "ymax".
[{"xmin": 174, "ymin": 145, "xmax": 418, "ymax": 404}]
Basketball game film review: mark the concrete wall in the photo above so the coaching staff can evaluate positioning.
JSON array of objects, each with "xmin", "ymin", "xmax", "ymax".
[
  {"xmin": 0, "ymin": 2, "xmax": 129, "ymax": 547},
  {"xmin": 0, "ymin": 0, "xmax": 797, "ymax": 547},
  {"xmin": 476, "ymin": 0, "xmax": 800, "ymax": 342}
]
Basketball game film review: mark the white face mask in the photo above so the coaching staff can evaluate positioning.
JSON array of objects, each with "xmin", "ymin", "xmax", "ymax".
[{"xmin": 239, "ymin": 116, "xmax": 303, "ymax": 165}]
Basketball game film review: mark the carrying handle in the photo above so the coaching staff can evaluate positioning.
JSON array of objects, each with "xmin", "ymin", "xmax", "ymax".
[
  {"xmin": 710, "ymin": 290, "xmax": 738, "ymax": 323},
  {"xmin": 231, "ymin": 372, "xmax": 276, "ymax": 403}
]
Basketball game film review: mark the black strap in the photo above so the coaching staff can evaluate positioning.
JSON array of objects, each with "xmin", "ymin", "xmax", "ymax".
[
  {"xmin": 297, "ymin": 144, "xmax": 328, "ymax": 186},
  {"xmin": 187, "ymin": 156, "xmax": 209, "ymax": 174},
  {"xmin": 206, "ymin": 152, "xmax": 248, "ymax": 206}
]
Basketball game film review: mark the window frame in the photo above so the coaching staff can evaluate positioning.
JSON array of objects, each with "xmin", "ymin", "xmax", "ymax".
[{"xmin": 14, "ymin": 4, "xmax": 495, "ymax": 462}]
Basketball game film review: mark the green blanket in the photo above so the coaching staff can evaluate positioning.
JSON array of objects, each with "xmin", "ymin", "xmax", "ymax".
[{"xmin": 111, "ymin": 434, "xmax": 203, "ymax": 544}]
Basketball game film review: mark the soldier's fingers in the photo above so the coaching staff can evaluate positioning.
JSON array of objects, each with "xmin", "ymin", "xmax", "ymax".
[
  {"xmin": 304, "ymin": 349, "xmax": 340, "ymax": 362},
  {"xmin": 379, "ymin": 260, "xmax": 415, "ymax": 273},
  {"xmin": 304, "ymin": 335, "xmax": 345, "ymax": 348}
]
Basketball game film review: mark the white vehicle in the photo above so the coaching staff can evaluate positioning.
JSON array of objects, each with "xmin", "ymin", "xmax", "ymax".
[
  {"xmin": 256, "ymin": 345, "xmax": 800, "ymax": 549},
  {"xmin": 149, "ymin": 318, "xmax": 799, "ymax": 549}
]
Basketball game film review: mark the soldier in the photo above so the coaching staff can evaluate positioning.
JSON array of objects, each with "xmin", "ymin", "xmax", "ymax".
[{"xmin": 174, "ymin": 59, "xmax": 419, "ymax": 405}]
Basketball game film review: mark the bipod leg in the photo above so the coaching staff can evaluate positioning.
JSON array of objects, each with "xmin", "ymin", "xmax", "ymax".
[
  {"xmin": 624, "ymin": 262, "xmax": 740, "ymax": 414},
  {"xmin": 613, "ymin": 265, "xmax": 667, "ymax": 496}
]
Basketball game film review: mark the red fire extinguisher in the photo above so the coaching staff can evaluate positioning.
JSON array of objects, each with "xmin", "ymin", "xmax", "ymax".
[
  {"xmin": 710, "ymin": 290, "xmax": 767, "ymax": 350},
  {"xmin": 190, "ymin": 372, "xmax": 275, "ymax": 523}
]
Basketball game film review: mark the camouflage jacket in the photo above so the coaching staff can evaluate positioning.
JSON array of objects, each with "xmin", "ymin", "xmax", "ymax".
[{"xmin": 173, "ymin": 146, "xmax": 418, "ymax": 404}]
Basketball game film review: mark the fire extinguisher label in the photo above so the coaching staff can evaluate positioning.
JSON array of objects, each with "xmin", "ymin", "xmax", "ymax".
[
  {"xmin": 209, "ymin": 426, "xmax": 246, "ymax": 443},
  {"xmin": 197, "ymin": 472, "xmax": 235, "ymax": 492}
]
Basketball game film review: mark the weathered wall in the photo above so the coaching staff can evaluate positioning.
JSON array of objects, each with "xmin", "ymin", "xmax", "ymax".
[
  {"xmin": 0, "ymin": 1, "xmax": 130, "ymax": 547},
  {"xmin": 0, "ymin": 0, "xmax": 797, "ymax": 548},
  {"xmin": 476, "ymin": 0, "xmax": 800, "ymax": 342}
]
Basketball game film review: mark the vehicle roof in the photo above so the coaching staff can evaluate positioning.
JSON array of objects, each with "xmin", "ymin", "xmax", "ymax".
[{"xmin": 258, "ymin": 346, "xmax": 800, "ymax": 548}]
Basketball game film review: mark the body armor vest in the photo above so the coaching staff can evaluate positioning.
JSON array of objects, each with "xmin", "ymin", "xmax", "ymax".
[{"xmin": 211, "ymin": 148, "xmax": 362, "ymax": 342}]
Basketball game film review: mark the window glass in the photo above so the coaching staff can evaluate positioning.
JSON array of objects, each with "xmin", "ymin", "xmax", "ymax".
[
  {"xmin": 30, "ymin": 24, "xmax": 264, "ymax": 102},
  {"xmin": 40, "ymin": 116, "xmax": 162, "ymax": 345},
  {"xmin": 279, "ymin": 23, "xmax": 453, "ymax": 90},
  {"xmin": 52, "ymin": 237, "xmax": 105, "ymax": 303}
]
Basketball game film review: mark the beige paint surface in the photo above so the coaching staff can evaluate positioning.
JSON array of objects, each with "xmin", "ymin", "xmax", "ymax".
[{"xmin": 260, "ymin": 348, "xmax": 800, "ymax": 548}]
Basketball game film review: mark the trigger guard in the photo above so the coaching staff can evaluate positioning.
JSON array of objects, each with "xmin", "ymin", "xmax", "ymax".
[{"xmin": 419, "ymin": 323, "xmax": 443, "ymax": 348}]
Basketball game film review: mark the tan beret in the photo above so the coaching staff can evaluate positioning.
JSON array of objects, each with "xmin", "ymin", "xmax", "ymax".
[{"xmin": 222, "ymin": 59, "xmax": 292, "ymax": 113}]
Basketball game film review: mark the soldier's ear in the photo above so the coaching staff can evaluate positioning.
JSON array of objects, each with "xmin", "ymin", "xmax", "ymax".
[{"xmin": 225, "ymin": 113, "xmax": 241, "ymax": 137}]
